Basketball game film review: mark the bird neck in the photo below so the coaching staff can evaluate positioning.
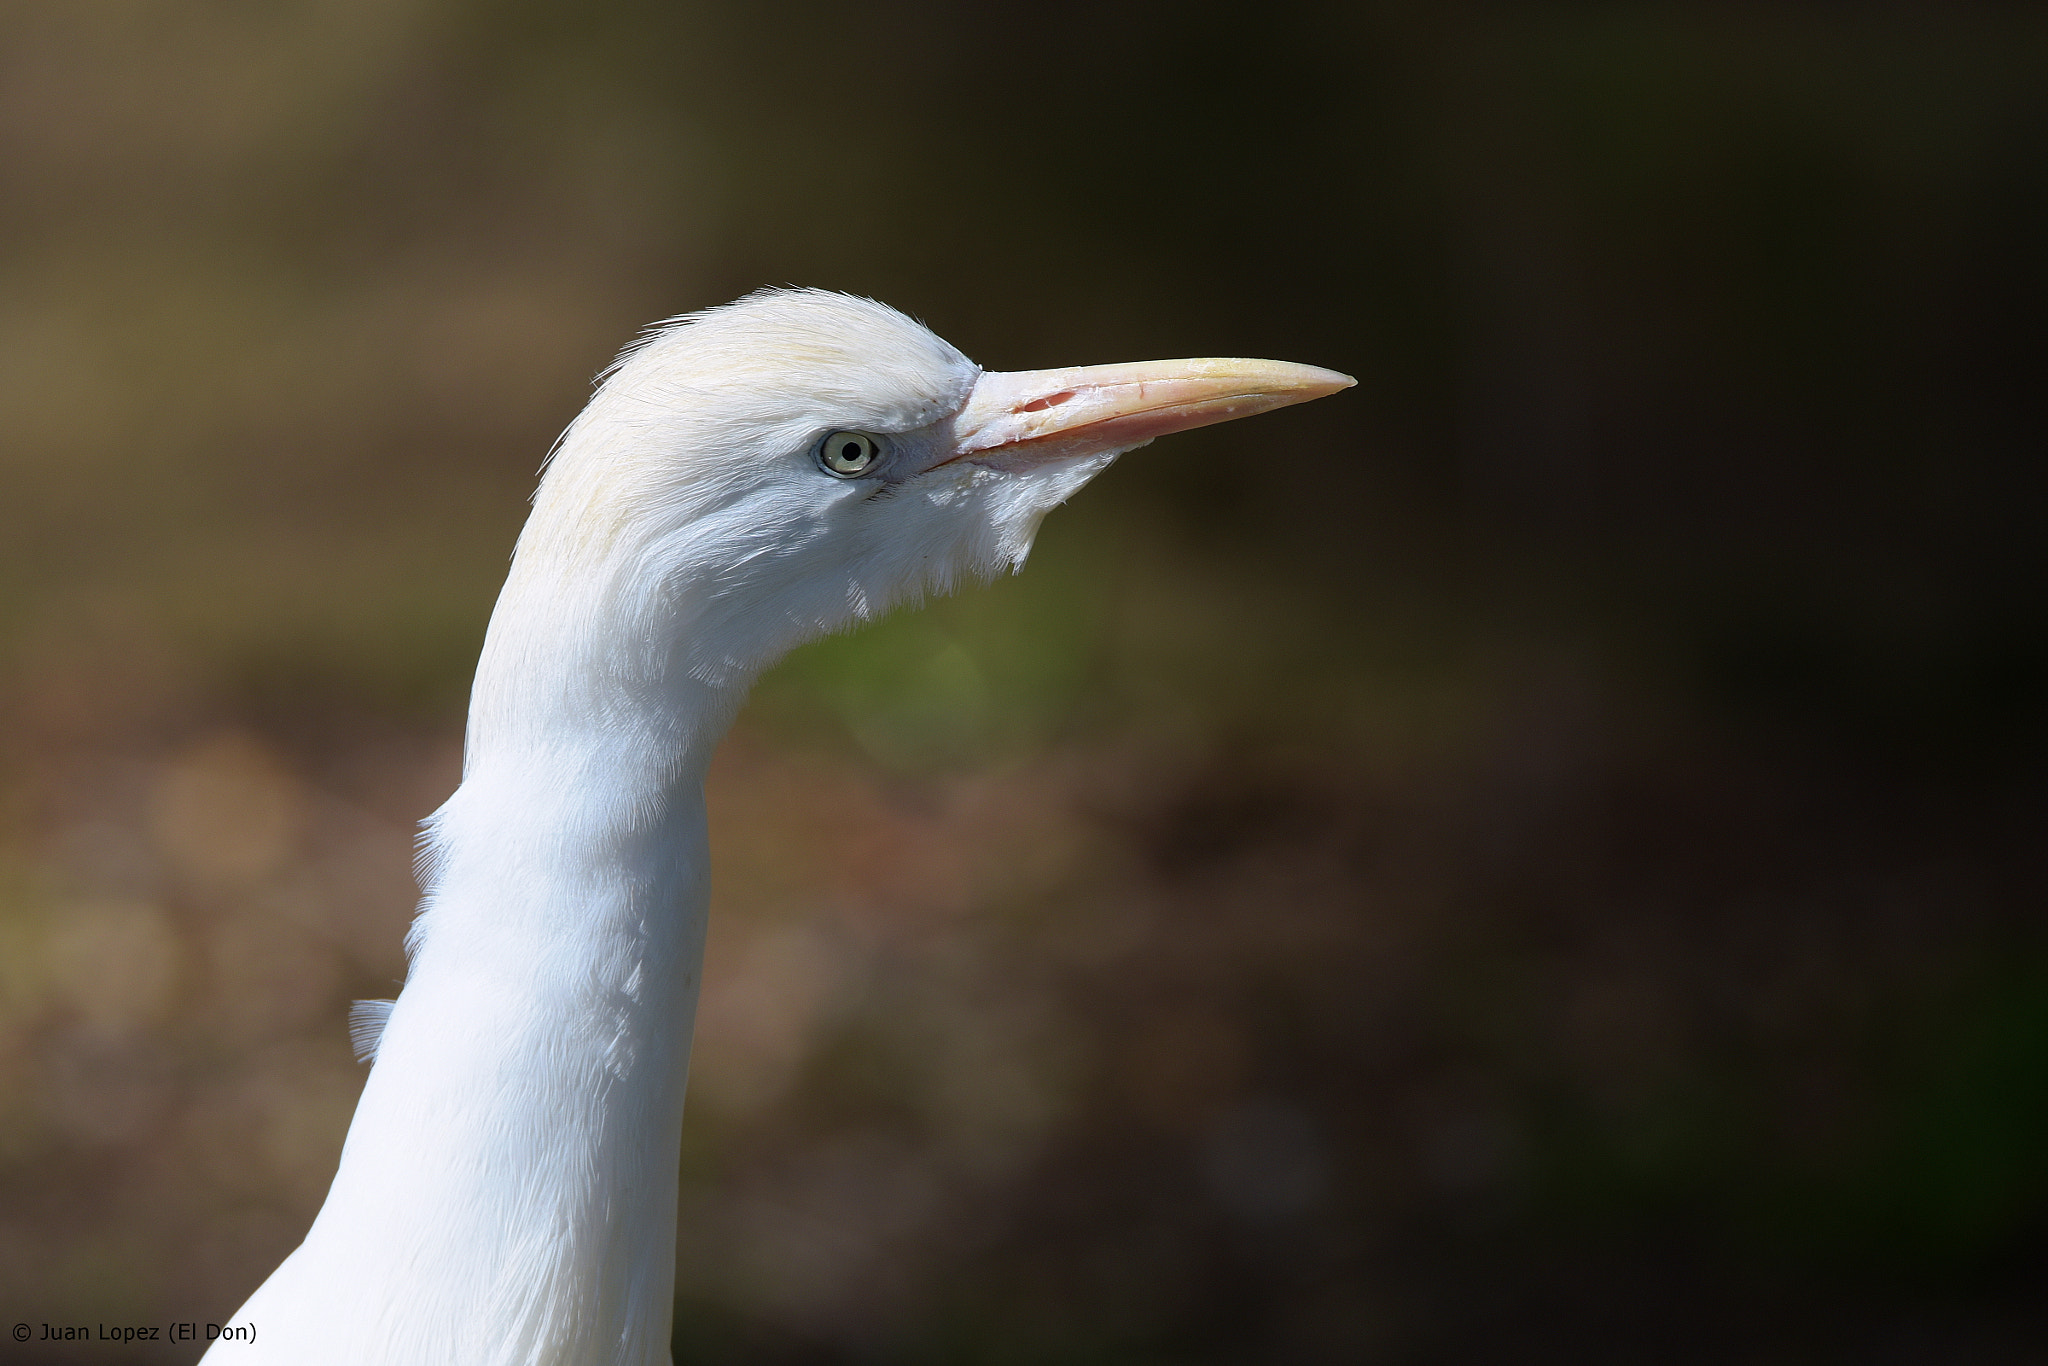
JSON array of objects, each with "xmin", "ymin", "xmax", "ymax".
[{"xmin": 259, "ymin": 529, "xmax": 749, "ymax": 1363}]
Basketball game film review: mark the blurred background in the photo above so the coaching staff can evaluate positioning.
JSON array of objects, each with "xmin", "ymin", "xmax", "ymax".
[{"xmin": 2, "ymin": 2, "xmax": 2044, "ymax": 1362}]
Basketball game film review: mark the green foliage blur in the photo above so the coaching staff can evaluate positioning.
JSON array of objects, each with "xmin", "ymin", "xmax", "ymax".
[{"xmin": 2, "ymin": 2, "xmax": 2043, "ymax": 1361}]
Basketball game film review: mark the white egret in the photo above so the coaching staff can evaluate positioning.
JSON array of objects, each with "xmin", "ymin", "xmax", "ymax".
[{"xmin": 208, "ymin": 289, "xmax": 1351, "ymax": 1364}]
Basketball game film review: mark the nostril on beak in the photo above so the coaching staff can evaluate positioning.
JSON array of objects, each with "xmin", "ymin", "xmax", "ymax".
[{"xmin": 1018, "ymin": 390, "xmax": 1077, "ymax": 413}]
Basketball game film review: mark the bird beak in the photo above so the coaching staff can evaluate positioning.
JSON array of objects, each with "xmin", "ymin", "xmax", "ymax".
[{"xmin": 938, "ymin": 356, "xmax": 1356, "ymax": 469}]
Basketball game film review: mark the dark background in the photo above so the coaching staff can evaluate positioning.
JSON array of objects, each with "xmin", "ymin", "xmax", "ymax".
[{"xmin": 2, "ymin": 3, "xmax": 2043, "ymax": 1362}]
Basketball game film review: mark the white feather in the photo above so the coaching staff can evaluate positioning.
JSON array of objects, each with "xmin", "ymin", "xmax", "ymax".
[{"xmin": 347, "ymin": 998, "xmax": 395, "ymax": 1064}]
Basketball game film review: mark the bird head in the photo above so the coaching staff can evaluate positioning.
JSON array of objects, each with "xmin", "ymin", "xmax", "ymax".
[{"xmin": 499, "ymin": 288, "xmax": 1353, "ymax": 695}]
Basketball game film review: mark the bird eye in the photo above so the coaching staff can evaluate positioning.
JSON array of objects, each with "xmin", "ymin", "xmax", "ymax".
[{"xmin": 817, "ymin": 431, "xmax": 881, "ymax": 477}]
